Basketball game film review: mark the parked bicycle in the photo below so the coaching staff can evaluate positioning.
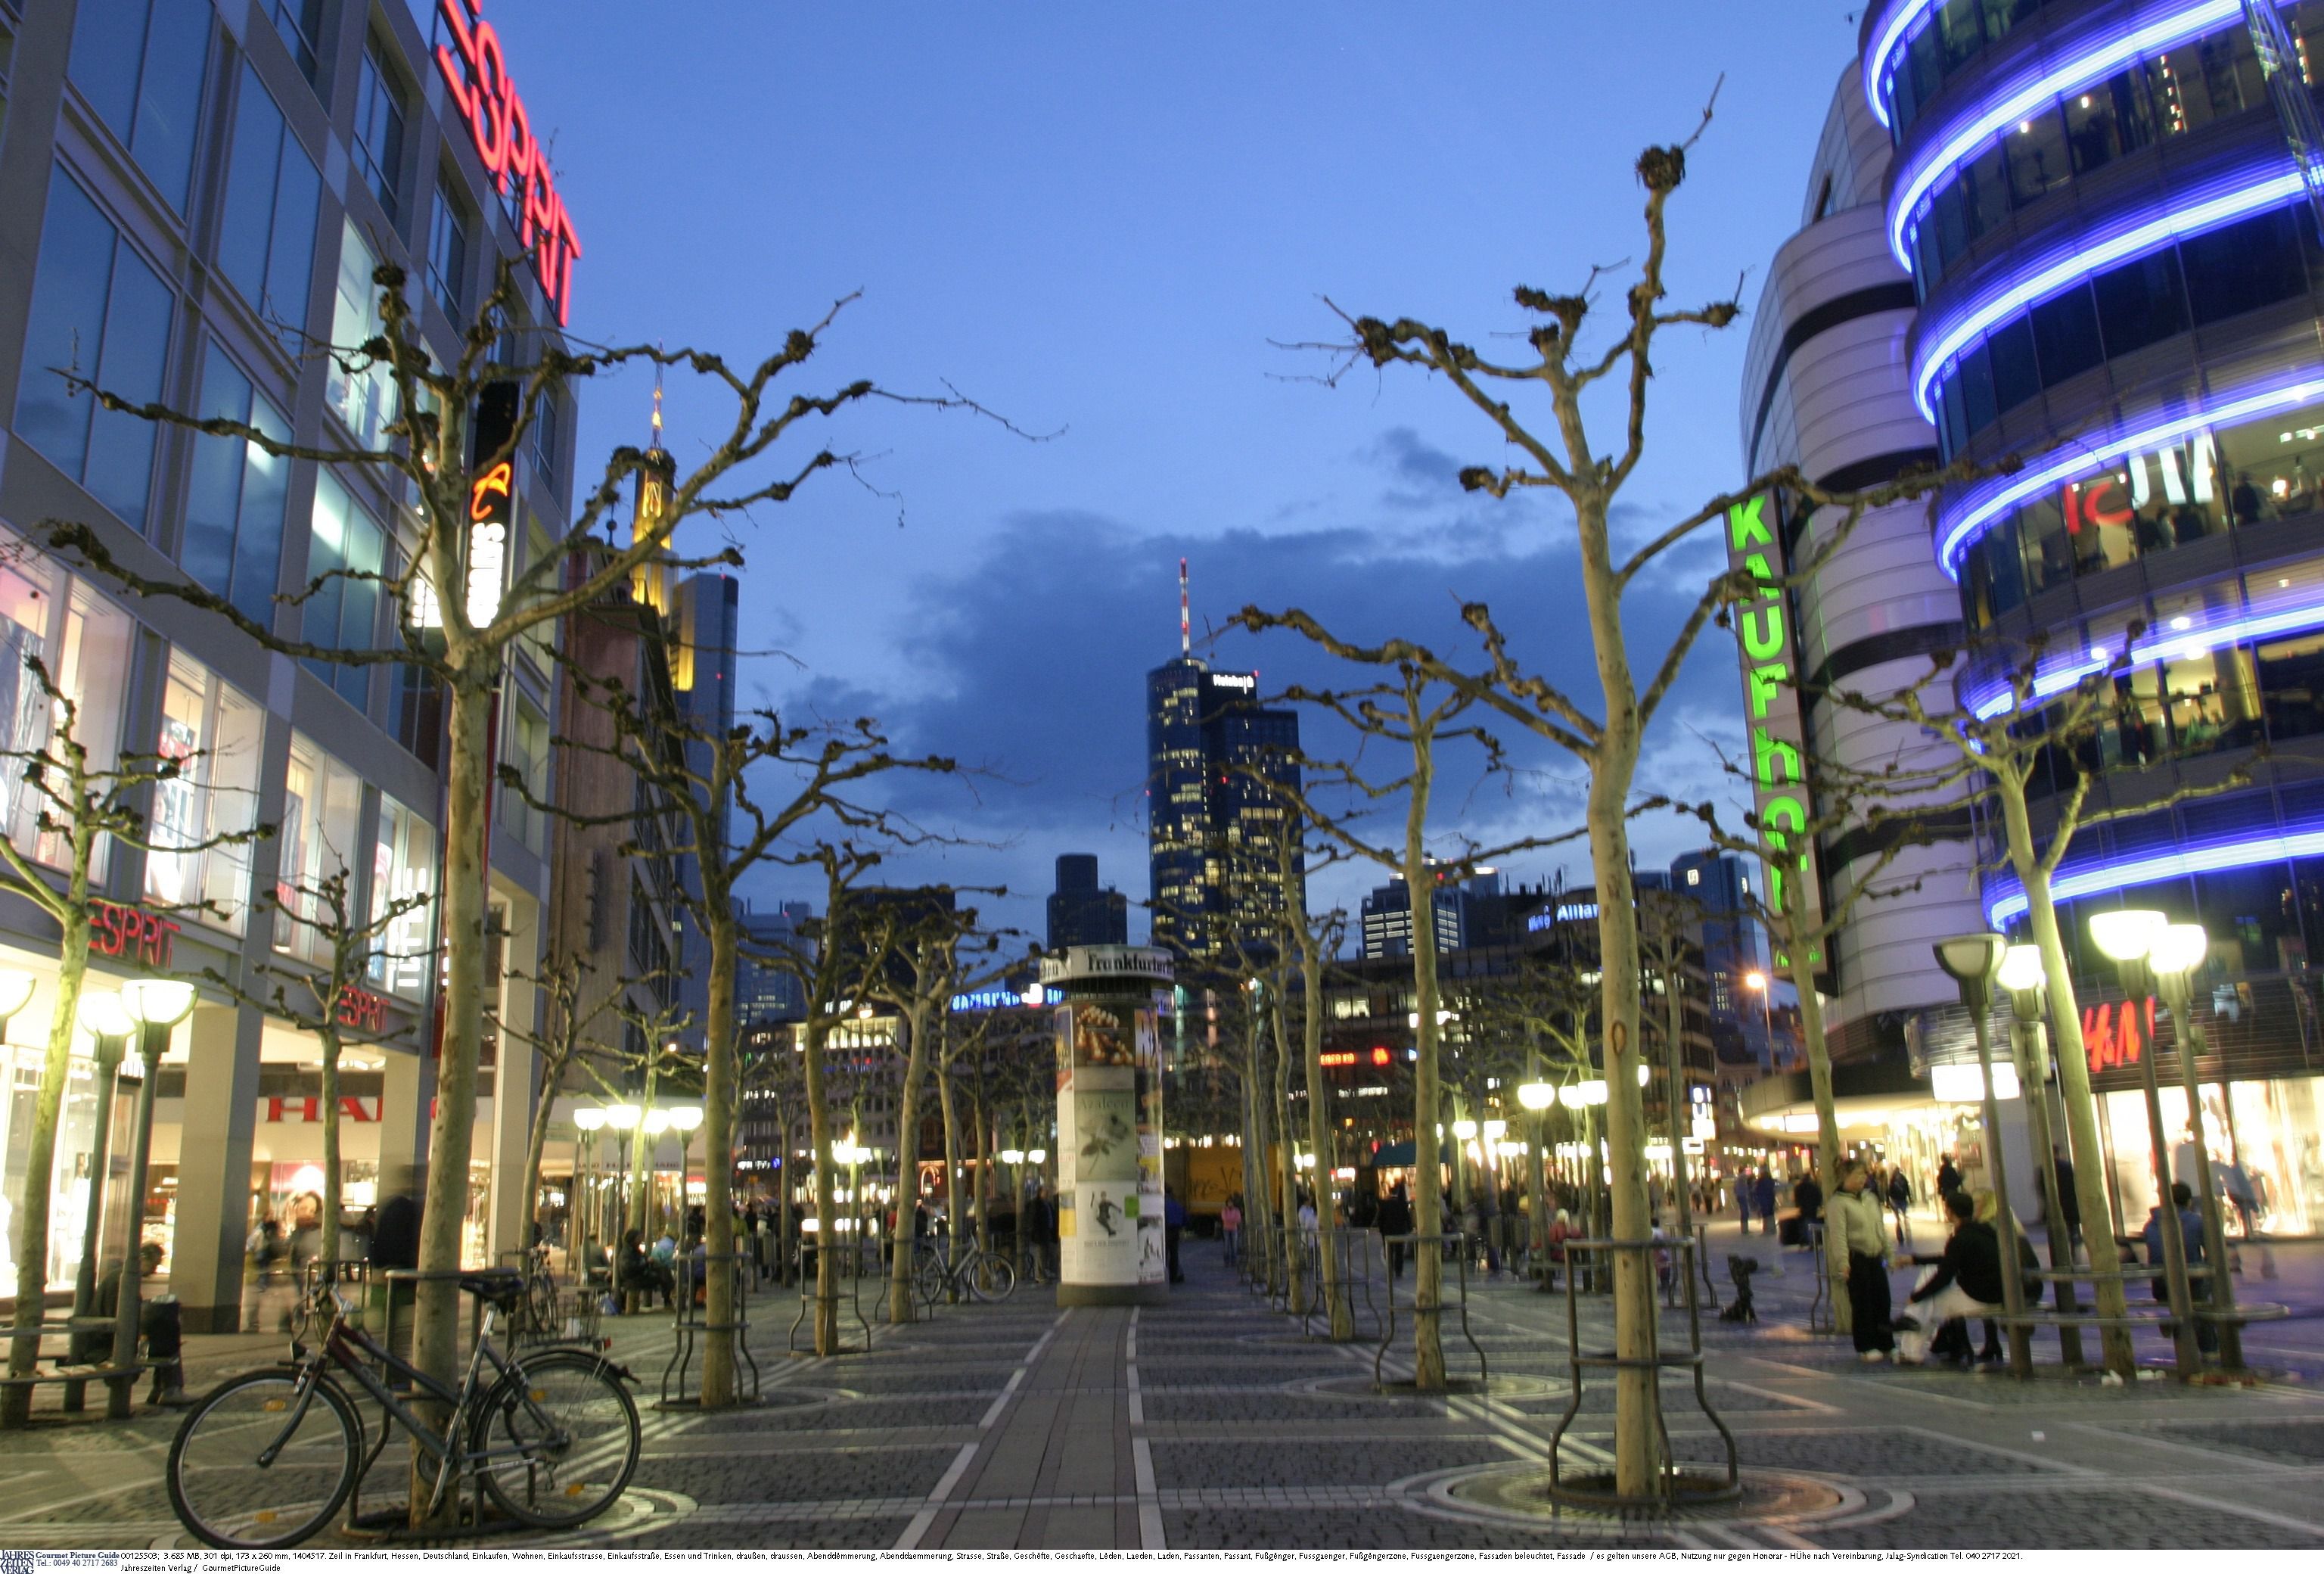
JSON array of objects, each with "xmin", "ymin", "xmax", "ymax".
[
  {"xmin": 166, "ymin": 1270, "xmax": 640, "ymax": 1548},
  {"xmin": 912, "ymin": 1240, "xmax": 1018, "ymax": 1306}
]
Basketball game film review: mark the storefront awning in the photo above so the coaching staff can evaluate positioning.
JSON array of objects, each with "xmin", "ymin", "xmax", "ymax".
[{"xmin": 1372, "ymin": 1141, "xmax": 1415, "ymax": 1167}]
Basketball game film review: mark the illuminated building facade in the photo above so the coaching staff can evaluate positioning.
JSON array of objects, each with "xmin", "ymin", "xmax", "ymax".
[{"xmin": 1840, "ymin": 0, "xmax": 2324, "ymax": 1230}]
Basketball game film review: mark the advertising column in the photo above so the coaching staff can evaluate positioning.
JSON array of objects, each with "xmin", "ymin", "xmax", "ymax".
[{"xmin": 1049, "ymin": 946, "xmax": 1170, "ymax": 1306}]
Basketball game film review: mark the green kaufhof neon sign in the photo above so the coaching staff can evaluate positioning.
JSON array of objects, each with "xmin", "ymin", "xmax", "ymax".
[{"xmin": 1726, "ymin": 493, "xmax": 1824, "ymax": 966}]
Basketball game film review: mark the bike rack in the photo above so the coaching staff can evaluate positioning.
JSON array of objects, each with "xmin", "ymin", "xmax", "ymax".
[
  {"xmin": 787, "ymin": 1253, "xmax": 875, "ymax": 1357},
  {"xmin": 1543, "ymin": 1236, "xmax": 1738, "ymax": 1514},
  {"xmin": 660, "ymin": 1252, "xmax": 761, "ymax": 1406},
  {"xmin": 342, "ymin": 1270, "xmax": 495, "ymax": 1537},
  {"xmin": 1372, "ymin": 1233, "xmax": 1489, "ymax": 1389},
  {"xmin": 1295, "ymin": 1227, "xmax": 1385, "ymax": 1342}
]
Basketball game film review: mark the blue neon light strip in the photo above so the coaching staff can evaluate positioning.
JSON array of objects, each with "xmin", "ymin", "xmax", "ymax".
[
  {"xmin": 1965, "ymin": 589, "xmax": 2324, "ymax": 720},
  {"xmin": 1984, "ymin": 820, "xmax": 2324, "ymax": 925},
  {"xmin": 1885, "ymin": 0, "xmax": 2245, "ymax": 268},
  {"xmin": 1864, "ymin": 0, "xmax": 1935, "ymax": 129},
  {"xmin": 1912, "ymin": 162, "xmax": 2303, "ymax": 421},
  {"xmin": 1933, "ymin": 370, "xmax": 2324, "ymax": 577}
]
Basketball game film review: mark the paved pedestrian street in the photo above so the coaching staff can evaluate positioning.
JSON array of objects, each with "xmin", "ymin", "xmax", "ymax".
[{"xmin": 3, "ymin": 1227, "xmax": 2321, "ymax": 1551}]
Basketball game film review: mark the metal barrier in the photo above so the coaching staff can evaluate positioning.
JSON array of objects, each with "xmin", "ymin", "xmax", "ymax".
[
  {"xmin": 787, "ymin": 1253, "xmax": 875, "ymax": 1356},
  {"xmin": 1372, "ymin": 1233, "xmax": 1488, "ymax": 1389},
  {"xmin": 1544, "ymin": 1236, "xmax": 1738, "ymax": 1513},
  {"xmin": 663, "ymin": 1251, "xmax": 761, "ymax": 1405},
  {"xmin": 1806, "ymin": 1225, "xmax": 1835, "ymax": 1336},
  {"xmin": 1275, "ymin": 1227, "xmax": 1387, "ymax": 1342}
]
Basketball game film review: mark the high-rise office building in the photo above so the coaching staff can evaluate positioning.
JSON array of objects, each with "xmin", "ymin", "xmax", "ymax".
[
  {"xmin": 1048, "ymin": 853, "xmax": 1129, "ymax": 950},
  {"xmin": 1145, "ymin": 564, "xmax": 1303, "ymax": 966},
  {"xmin": 737, "ymin": 900, "xmax": 813, "ymax": 1026},
  {"xmin": 1359, "ymin": 868, "xmax": 1467, "ymax": 960}
]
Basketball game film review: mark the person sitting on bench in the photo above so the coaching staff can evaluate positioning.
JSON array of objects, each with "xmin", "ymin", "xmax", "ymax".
[{"xmin": 1897, "ymin": 1191, "xmax": 2005, "ymax": 1366}]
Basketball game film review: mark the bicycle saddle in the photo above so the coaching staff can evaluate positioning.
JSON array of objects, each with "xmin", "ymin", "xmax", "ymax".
[{"xmin": 458, "ymin": 1270, "xmax": 528, "ymax": 1308}]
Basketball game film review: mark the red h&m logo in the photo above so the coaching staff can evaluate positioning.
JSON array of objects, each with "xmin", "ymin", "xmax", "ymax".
[{"xmin": 2081, "ymin": 999, "xmax": 2154, "ymax": 1075}]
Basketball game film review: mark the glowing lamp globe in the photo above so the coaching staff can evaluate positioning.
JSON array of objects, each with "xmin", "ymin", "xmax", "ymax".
[
  {"xmin": 2087, "ymin": 909, "xmax": 2167, "ymax": 964},
  {"xmin": 2148, "ymin": 922, "xmax": 2208, "ymax": 978},
  {"xmin": 1997, "ymin": 945, "xmax": 2046, "ymax": 994},
  {"xmin": 1516, "ymin": 1082, "xmax": 1553, "ymax": 1112}
]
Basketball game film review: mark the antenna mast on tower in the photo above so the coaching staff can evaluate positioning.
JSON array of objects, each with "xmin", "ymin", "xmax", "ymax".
[{"xmin": 1179, "ymin": 557, "xmax": 1191, "ymax": 655}]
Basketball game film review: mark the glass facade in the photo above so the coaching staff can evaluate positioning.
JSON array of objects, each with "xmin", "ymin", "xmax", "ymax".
[
  {"xmin": 217, "ymin": 64, "xmax": 321, "ymax": 340},
  {"xmin": 68, "ymin": 0, "xmax": 213, "ymax": 215}
]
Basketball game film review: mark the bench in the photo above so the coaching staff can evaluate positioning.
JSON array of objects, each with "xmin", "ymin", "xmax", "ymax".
[{"xmin": 0, "ymin": 1321, "xmax": 148, "ymax": 1425}]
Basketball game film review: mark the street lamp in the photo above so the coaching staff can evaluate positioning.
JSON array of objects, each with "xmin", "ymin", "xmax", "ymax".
[
  {"xmin": 1996, "ymin": 943, "xmax": 2088, "ymax": 1367},
  {"xmin": 2148, "ymin": 920, "xmax": 2241, "ymax": 1370},
  {"xmin": 669, "ymin": 1106, "xmax": 704, "ymax": 1221},
  {"xmin": 110, "ymin": 978, "xmax": 196, "ymax": 1412},
  {"xmin": 1932, "ymin": 931, "xmax": 2030, "ymax": 1376},
  {"xmin": 0, "ymin": 969, "xmax": 36, "ymax": 1028},
  {"xmin": 2086, "ymin": 908, "xmax": 2202, "ymax": 1374}
]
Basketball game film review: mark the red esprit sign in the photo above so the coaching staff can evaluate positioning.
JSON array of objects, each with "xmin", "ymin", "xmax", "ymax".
[
  {"xmin": 89, "ymin": 899, "xmax": 181, "ymax": 969},
  {"xmin": 2080, "ymin": 999, "xmax": 2155, "ymax": 1075},
  {"xmin": 433, "ymin": 0, "xmax": 582, "ymax": 325},
  {"xmin": 336, "ymin": 988, "xmax": 388, "ymax": 1034},
  {"xmin": 265, "ymin": 1096, "xmax": 381, "ymax": 1123}
]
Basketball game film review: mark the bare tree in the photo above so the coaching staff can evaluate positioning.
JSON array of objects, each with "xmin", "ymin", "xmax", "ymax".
[
  {"xmin": 0, "ymin": 661, "xmax": 264, "ymax": 1422},
  {"xmin": 862, "ymin": 902, "xmax": 1028, "ymax": 1323},
  {"xmin": 212, "ymin": 867, "xmax": 436, "ymax": 1270},
  {"xmin": 1831, "ymin": 635, "xmax": 2256, "ymax": 1376}
]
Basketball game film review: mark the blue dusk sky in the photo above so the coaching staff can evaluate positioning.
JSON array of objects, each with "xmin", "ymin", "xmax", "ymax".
[{"xmin": 479, "ymin": 1, "xmax": 1875, "ymax": 938}]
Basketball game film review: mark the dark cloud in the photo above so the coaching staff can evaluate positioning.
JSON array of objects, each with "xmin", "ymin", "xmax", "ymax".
[{"xmin": 737, "ymin": 468, "xmax": 1755, "ymax": 941}]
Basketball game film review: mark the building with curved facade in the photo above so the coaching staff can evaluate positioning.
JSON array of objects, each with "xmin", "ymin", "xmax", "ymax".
[
  {"xmin": 1861, "ymin": 0, "xmax": 2324, "ymax": 1235},
  {"xmin": 1729, "ymin": 61, "xmax": 1995, "ymax": 1196}
]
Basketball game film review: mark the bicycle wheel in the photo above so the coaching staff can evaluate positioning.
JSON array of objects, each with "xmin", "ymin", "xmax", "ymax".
[
  {"xmin": 472, "ymin": 1349, "xmax": 640, "ymax": 1528},
  {"xmin": 912, "ymin": 1250, "xmax": 947, "ymax": 1306},
  {"xmin": 970, "ymin": 1253, "xmax": 1018, "ymax": 1302},
  {"xmin": 167, "ymin": 1369, "xmax": 361, "ymax": 1550}
]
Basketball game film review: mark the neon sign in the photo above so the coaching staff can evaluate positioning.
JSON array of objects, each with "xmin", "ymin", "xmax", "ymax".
[
  {"xmin": 1726, "ymin": 495, "xmax": 1824, "ymax": 964},
  {"xmin": 336, "ymin": 988, "xmax": 389, "ymax": 1034},
  {"xmin": 2080, "ymin": 999, "xmax": 2155, "ymax": 1075},
  {"xmin": 433, "ymin": 0, "xmax": 582, "ymax": 325},
  {"xmin": 89, "ymin": 900, "xmax": 182, "ymax": 969}
]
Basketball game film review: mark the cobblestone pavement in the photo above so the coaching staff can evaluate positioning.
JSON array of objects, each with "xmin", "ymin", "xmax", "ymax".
[{"xmin": 1, "ymin": 1224, "xmax": 2320, "ymax": 1551}]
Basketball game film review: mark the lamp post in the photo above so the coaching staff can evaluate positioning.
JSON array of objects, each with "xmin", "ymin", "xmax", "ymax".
[
  {"xmin": 573, "ymin": 1106, "xmax": 606, "ymax": 1291},
  {"xmin": 2087, "ymin": 908, "xmax": 2201, "ymax": 1376},
  {"xmin": 1517, "ymin": 1081, "xmax": 1552, "ymax": 1289},
  {"xmin": 107, "ymin": 978, "xmax": 196, "ymax": 1413},
  {"xmin": 644, "ymin": 1109, "xmax": 673, "ymax": 1235},
  {"xmin": 2148, "ymin": 922, "xmax": 2241, "ymax": 1372},
  {"xmin": 68, "ymin": 991, "xmax": 135, "ymax": 1387},
  {"xmin": 1997, "ymin": 945, "xmax": 2084, "ymax": 1370},
  {"xmin": 670, "ymin": 1106, "xmax": 704, "ymax": 1233},
  {"xmin": 606, "ymin": 1103, "xmax": 642, "ymax": 1240},
  {"xmin": 1933, "ymin": 932, "xmax": 2030, "ymax": 1377}
]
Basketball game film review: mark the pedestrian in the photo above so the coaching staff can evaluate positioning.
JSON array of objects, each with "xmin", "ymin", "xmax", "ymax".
[
  {"xmin": 241, "ymin": 1218, "xmax": 286, "ymax": 1333},
  {"xmin": 1220, "ymin": 1194, "xmax": 1244, "ymax": 1267},
  {"xmin": 2051, "ymin": 1145, "xmax": 2083, "ymax": 1263},
  {"xmin": 1791, "ymin": 1168, "xmax": 1825, "ymax": 1249},
  {"xmin": 1896, "ymin": 1190, "xmax": 2006, "ymax": 1366},
  {"xmin": 1885, "ymin": 1166, "xmax": 1913, "ymax": 1249},
  {"xmin": 1937, "ymin": 1154, "xmax": 1963, "ymax": 1202},
  {"xmin": 1828, "ymin": 1158, "xmax": 1894, "ymax": 1361},
  {"xmin": 1753, "ymin": 1170, "xmax": 1777, "ymax": 1235},
  {"xmin": 1473, "ymin": 1184, "xmax": 1501, "ymax": 1276},
  {"xmin": 1164, "ymin": 1189, "xmax": 1188, "ymax": 1283},
  {"xmin": 1737, "ymin": 1168, "xmax": 1754, "ymax": 1234},
  {"xmin": 1545, "ymin": 1207, "xmax": 1573, "ymax": 1289},
  {"xmin": 1379, "ymin": 1181, "xmax": 1414, "ymax": 1280},
  {"xmin": 2142, "ymin": 1180, "xmax": 2217, "ymax": 1354}
]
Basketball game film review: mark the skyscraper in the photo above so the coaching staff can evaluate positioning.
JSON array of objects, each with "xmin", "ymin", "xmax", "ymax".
[
  {"xmin": 1049, "ymin": 854, "xmax": 1129, "ymax": 950},
  {"xmin": 1146, "ymin": 561, "xmax": 1303, "ymax": 966}
]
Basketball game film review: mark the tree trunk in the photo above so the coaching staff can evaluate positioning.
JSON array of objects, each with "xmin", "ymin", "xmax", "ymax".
[
  {"xmin": 320, "ymin": 1025, "xmax": 344, "ymax": 1271},
  {"xmin": 1240, "ymin": 1051, "xmax": 1272, "ymax": 1291},
  {"xmin": 5, "ymin": 907, "xmax": 92, "ymax": 1424},
  {"xmin": 803, "ymin": 1019, "xmax": 839, "ymax": 1354},
  {"xmin": 973, "ymin": 1090, "xmax": 992, "ymax": 1260},
  {"xmin": 1526, "ymin": 1047, "xmax": 1551, "ymax": 1277},
  {"xmin": 1998, "ymin": 779, "xmax": 2134, "ymax": 1374},
  {"xmin": 1298, "ymin": 947, "xmax": 1352, "ymax": 1339},
  {"xmin": 1788, "ymin": 947, "xmax": 1850, "ymax": 1334},
  {"xmin": 889, "ymin": 1003, "xmax": 932, "ymax": 1323},
  {"xmin": 937, "ymin": 1065, "xmax": 966, "ymax": 1301},
  {"xmin": 700, "ymin": 908, "xmax": 739, "ymax": 1405},
  {"xmin": 411, "ymin": 674, "xmax": 493, "ymax": 1523},
  {"xmin": 629, "ymin": 1059, "xmax": 660, "ymax": 1240},
  {"xmin": 1406, "ymin": 747, "xmax": 1448, "ymax": 1389},
  {"xmin": 1268, "ymin": 985, "xmax": 1306, "ymax": 1317}
]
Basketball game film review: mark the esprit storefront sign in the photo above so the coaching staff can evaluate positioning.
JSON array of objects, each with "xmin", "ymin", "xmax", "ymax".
[
  {"xmin": 433, "ymin": 0, "xmax": 581, "ymax": 325},
  {"xmin": 336, "ymin": 988, "xmax": 389, "ymax": 1034},
  {"xmin": 89, "ymin": 899, "xmax": 182, "ymax": 968},
  {"xmin": 1725, "ymin": 494, "xmax": 1825, "ymax": 963}
]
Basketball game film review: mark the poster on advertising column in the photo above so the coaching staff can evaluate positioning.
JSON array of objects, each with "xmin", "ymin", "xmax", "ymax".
[
  {"xmin": 1054, "ymin": 1000, "xmax": 1161, "ymax": 1289},
  {"xmin": 1135, "ymin": 1006, "xmax": 1164, "ymax": 1286}
]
